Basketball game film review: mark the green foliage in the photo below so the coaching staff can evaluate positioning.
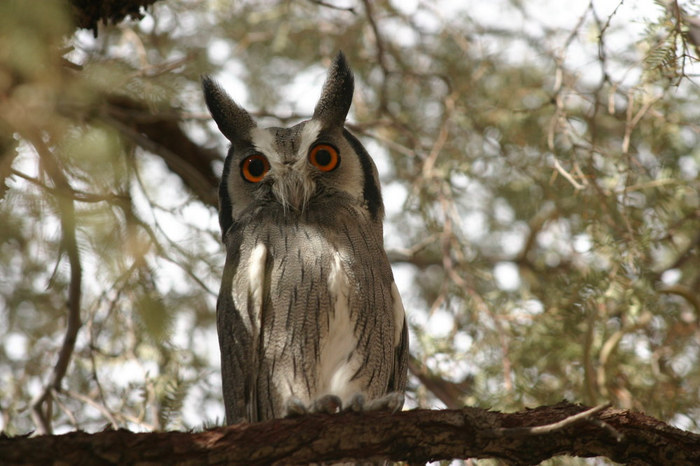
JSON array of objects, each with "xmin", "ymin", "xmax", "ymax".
[{"xmin": 0, "ymin": 0, "xmax": 698, "ymax": 451}]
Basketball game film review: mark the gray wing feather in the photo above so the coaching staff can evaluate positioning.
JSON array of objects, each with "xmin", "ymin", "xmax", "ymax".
[
  {"xmin": 217, "ymin": 228, "xmax": 258, "ymax": 423},
  {"xmin": 389, "ymin": 316, "xmax": 409, "ymax": 393}
]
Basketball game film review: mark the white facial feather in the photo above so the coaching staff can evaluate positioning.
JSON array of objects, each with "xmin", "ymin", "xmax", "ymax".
[
  {"xmin": 298, "ymin": 120, "xmax": 322, "ymax": 157},
  {"xmin": 250, "ymin": 122, "xmax": 324, "ymax": 212},
  {"xmin": 250, "ymin": 127, "xmax": 277, "ymax": 160}
]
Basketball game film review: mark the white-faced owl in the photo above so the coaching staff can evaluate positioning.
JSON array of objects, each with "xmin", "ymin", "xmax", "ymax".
[{"xmin": 203, "ymin": 52, "xmax": 408, "ymax": 423}]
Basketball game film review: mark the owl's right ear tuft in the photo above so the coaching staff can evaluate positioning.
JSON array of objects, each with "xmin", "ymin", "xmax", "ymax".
[
  {"xmin": 312, "ymin": 51, "xmax": 354, "ymax": 129},
  {"xmin": 202, "ymin": 76, "xmax": 256, "ymax": 143}
]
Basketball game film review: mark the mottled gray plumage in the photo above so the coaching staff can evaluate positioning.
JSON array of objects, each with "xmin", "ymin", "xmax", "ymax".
[{"xmin": 203, "ymin": 52, "xmax": 408, "ymax": 423}]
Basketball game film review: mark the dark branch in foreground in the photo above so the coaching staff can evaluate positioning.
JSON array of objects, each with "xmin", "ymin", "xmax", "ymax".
[
  {"xmin": 102, "ymin": 95, "xmax": 220, "ymax": 208},
  {"xmin": 70, "ymin": 0, "xmax": 160, "ymax": 32},
  {"xmin": 1, "ymin": 402, "xmax": 698, "ymax": 465}
]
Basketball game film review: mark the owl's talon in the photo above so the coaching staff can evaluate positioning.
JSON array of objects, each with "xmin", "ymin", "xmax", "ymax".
[
  {"xmin": 285, "ymin": 397, "xmax": 308, "ymax": 417},
  {"xmin": 367, "ymin": 391, "xmax": 405, "ymax": 413},
  {"xmin": 311, "ymin": 394, "xmax": 342, "ymax": 414},
  {"xmin": 345, "ymin": 392, "xmax": 405, "ymax": 413},
  {"xmin": 347, "ymin": 393, "xmax": 366, "ymax": 412},
  {"xmin": 285, "ymin": 394, "xmax": 343, "ymax": 417}
]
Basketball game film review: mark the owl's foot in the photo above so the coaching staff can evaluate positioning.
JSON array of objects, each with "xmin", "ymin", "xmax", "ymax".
[
  {"xmin": 346, "ymin": 392, "xmax": 405, "ymax": 413},
  {"xmin": 285, "ymin": 394, "xmax": 343, "ymax": 417},
  {"xmin": 285, "ymin": 392, "xmax": 404, "ymax": 417}
]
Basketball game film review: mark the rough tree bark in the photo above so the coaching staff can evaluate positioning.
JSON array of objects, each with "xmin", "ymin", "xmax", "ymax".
[{"xmin": 1, "ymin": 402, "xmax": 698, "ymax": 465}]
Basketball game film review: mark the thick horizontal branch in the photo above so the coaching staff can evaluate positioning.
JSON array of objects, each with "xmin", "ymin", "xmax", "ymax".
[{"xmin": 1, "ymin": 402, "xmax": 698, "ymax": 465}]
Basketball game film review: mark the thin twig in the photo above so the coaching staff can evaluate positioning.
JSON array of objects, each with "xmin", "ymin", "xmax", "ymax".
[
  {"xmin": 307, "ymin": 0, "xmax": 356, "ymax": 14},
  {"xmin": 659, "ymin": 284, "xmax": 700, "ymax": 314},
  {"xmin": 551, "ymin": 156, "xmax": 585, "ymax": 190},
  {"xmin": 10, "ymin": 168, "xmax": 128, "ymax": 203},
  {"xmin": 621, "ymin": 92, "xmax": 659, "ymax": 155},
  {"xmin": 63, "ymin": 389, "xmax": 120, "ymax": 429},
  {"xmin": 423, "ymin": 94, "xmax": 455, "ymax": 177},
  {"xmin": 28, "ymin": 136, "xmax": 83, "ymax": 435},
  {"xmin": 361, "ymin": 0, "xmax": 390, "ymax": 111},
  {"xmin": 498, "ymin": 403, "xmax": 615, "ymax": 437}
]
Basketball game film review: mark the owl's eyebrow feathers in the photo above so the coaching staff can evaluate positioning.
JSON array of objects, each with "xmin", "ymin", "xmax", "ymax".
[
  {"xmin": 297, "ymin": 120, "xmax": 322, "ymax": 159},
  {"xmin": 249, "ymin": 127, "xmax": 277, "ymax": 161},
  {"xmin": 248, "ymin": 120, "xmax": 322, "ymax": 165}
]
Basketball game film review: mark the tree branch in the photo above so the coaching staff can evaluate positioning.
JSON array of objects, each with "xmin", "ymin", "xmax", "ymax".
[
  {"xmin": 0, "ymin": 122, "xmax": 18, "ymax": 200},
  {"xmin": 361, "ymin": 0, "xmax": 390, "ymax": 112},
  {"xmin": 408, "ymin": 355, "xmax": 471, "ymax": 409},
  {"xmin": 3, "ymin": 402, "xmax": 698, "ymax": 465},
  {"xmin": 101, "ymin": 95, "xmax": 220, "ymax": 208},
  {"xmin": 27, "ymin": 137, "xmax": 83, "ymax": 435}
]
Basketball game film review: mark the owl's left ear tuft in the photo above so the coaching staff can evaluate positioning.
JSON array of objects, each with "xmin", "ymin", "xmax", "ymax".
[
  {"xmin": 202, "ymin": 75, "xmax": 257, "ymax": 143},
  {"xmin": 312, "ymin": 51, "xmax": 354, "ymax": 129}
]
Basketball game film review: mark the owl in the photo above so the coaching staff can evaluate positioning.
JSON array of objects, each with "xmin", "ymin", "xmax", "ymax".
[{"xmin": 203, "ymin": 52, "xmax": 408, "ymax": 423}]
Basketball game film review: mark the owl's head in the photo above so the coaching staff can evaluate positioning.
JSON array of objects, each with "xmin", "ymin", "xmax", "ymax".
[{"xmin": 203, "ymin": 52, "xmax": 383, "ymax": 239}]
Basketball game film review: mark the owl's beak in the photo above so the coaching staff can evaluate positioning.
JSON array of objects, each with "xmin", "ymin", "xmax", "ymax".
[{"xmin": 271, "ymin": 169, "xmax": 314, "ymax": 213}]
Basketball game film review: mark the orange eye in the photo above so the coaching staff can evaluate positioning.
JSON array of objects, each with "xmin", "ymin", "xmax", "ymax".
[
  {"xmin": 308, "ymin": 144, "xmax": 340, "ymax": 172},
  {"xmin": 240, "ymin": 154, "xmax": 270, "ymax": 183}
]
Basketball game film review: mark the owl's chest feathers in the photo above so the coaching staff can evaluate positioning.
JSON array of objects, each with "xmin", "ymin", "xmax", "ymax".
[
  {"xmin": 234, "ymin": 215, "xmax": 386, "ymax": 403},
  {"xmin": 317, "ymin": 251, "xmax": 359, "ymax": 399}
]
